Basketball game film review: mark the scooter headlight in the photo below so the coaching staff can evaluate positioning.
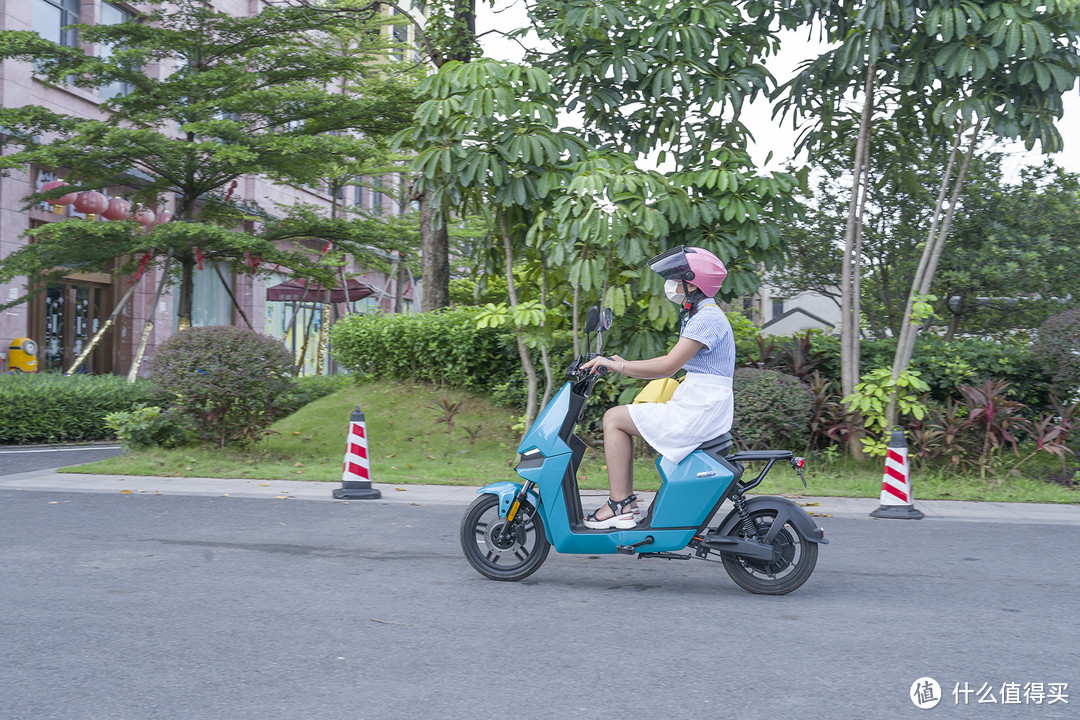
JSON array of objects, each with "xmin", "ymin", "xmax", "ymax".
[{"xmin": 516, "ymin": 448, "xmax": 545, "ymax": 470}]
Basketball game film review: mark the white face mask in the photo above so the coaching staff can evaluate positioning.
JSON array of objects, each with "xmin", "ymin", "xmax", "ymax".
[{"xmin": 664, "ymin": 279, "xmax": 685, "ymax": 304}]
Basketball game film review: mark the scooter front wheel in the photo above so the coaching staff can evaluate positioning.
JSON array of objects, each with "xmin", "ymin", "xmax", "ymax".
[
  {"xmin": 460, "ymin": 494, "xmax": 550, "ymax": 581},
  {"xmin": 720, "ymin": 508, "xmax": 818, "ymax": 595}
]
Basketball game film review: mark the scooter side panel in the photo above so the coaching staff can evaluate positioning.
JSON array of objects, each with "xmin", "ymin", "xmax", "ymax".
[
  {"xmin": 651, "ymin": 451, "xmax": 736, "ymax": 528},
  {"xmin": 516, "ymin": 383, "xmax": 573, "ymax": 457},
  {"xmin": 548, "ymin": 528, "xmax": 698, "ymax": 554}
]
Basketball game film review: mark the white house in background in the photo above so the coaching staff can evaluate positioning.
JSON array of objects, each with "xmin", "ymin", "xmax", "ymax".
[{"xmin": 742, "ymin": 283, "xmax": 840, "ymax": 336}]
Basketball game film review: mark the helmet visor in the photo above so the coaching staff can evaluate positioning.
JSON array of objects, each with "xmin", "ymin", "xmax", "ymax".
[{"xmin": 646, "ymin": 246, "xmax": 695, "ymax": 282}]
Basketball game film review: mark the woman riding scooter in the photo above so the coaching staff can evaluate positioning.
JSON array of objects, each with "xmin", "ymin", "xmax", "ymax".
[{"xmin": 580, "ymin": 245, "xmax": 735, "ymax": 529}]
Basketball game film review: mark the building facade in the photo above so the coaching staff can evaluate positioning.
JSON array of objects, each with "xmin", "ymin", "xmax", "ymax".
[{"xmin": 0, "ymin": 0, "xmax": 420, "ymax": 376}]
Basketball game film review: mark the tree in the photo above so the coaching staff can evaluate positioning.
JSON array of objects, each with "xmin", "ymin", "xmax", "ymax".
[
  {"xmin": 776, "ymin": 0, "xmax": 1080, "ymax": 441},
  {"xmin": 936, "ymin": 159, "xmax": 1080, "ymax": 337},
  {"xmin": 295, "ymin": 0, "xmax": 491, "ymax": 312},
  {"xmin": 399, "ymin": 0, "xmax": 809, "ymax": 425},
  {"xmin": 398, "ymin": 59, "xmax": 594, "ymax": 425},
  {"xmin": 0, "ymin": 0, "xmax": 416, "ymax": 329}
]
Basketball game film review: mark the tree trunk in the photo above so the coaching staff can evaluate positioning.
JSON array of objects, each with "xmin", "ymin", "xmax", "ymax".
[
  {"xmin": 886, "ymin": 122, "xmax": 983, "ymax": 426},
  {"xmin": 127, "ymin": 252, "xmax": 174, "ymax": 382},
  {"xmin": 419, "ymin": 190, "xmax": 450, "ymax": 311},
  {"xmin": 177, "ymin": 256, "xmax": 195, "ymax": 330},
  {"xmin": 571, "ymin": 286, "xmax": 580, "ymax": 357},
  {"xmin": 394, "ymin": 250, "xmax": 407, "ymax": 313},
  {"xmin": 500, "ymin": 212, "xmax": 538, "ymax": 430},
  {"xmin": 539, "ymin": 260, "xmax": 553, "ymax": 409},
  {"xmin": 840, "ymin": 65, "xmax": 875, "ymax": 459},
  {"xmin": 314, "ymin": 288, "xmax": 331, "ymax": 376}
]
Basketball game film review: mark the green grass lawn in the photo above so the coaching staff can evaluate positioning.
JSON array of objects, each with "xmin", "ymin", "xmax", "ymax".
[{"xmin": 68, "ymin": 380, "xmax": 1080, "ymax": 504}]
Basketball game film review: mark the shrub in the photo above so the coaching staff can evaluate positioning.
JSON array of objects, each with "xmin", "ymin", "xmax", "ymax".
[
  {"xmin": 732, "ymin": 367, "xmax": 813, "ymax": 450},
  {"xmin": 1033, "ymin": 309, "xmax": 1080, "ymax": 400},
  {"xmin": 809, "ymin": 333, "xmax": 1047, "ymax": 411},
  {"xmin": 148, "ymin": 326, "xmax": 295, "ymax": 447},
  {"xmin": 0, "ymin": 374, "xmax": 155, "ymax": 444},
  {"xmin": 104, "ymin": 405, "xmax": 193, "ymax": 450}
]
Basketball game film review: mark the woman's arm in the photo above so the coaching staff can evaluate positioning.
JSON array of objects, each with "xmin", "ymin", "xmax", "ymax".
[{"xmin": 580, "ymin": 337, "xmax": 704, "ymax": 379}]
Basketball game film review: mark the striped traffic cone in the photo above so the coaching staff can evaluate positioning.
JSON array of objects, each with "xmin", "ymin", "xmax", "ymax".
[
  {"xmin": 870, "ymin": 426, "xmax": 924, "ymax": 519},
  {"xmin": 333, "ymin": 406, "xmax": 381, "ymax": 500}
]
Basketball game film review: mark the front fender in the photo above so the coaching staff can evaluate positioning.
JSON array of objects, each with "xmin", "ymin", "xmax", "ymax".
[
  {"xmin": 717, "ymin": 496, "xmax": 829, "ymax": 544},
  {"xmin": 477, "ymin": 481, "xmax": 541, "ymax": 518}
]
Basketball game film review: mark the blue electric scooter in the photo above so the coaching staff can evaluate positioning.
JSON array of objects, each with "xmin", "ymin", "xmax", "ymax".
[{"xmin": 460, "ymin": 306, "xmax": 828, "ymax": 594}]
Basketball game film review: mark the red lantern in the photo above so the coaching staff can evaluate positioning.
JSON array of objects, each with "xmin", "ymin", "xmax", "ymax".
[
  {"xmin": 133, "ymin": 208, "xmax": 156, "ymax": 226},
  {"xmin": 102, "ymin": 197, "xmax": 132, "ymax": 221},
  {"xmin": 41, "ymin": 180, "xmax": 78, "ymax": 206},
  {"xmin": 153, "ymin": 212, "xmax": 173, "ymax": 225},
  {"xmin": 73, "ymin": 190, "xmax": 108, "ymax": 215}
]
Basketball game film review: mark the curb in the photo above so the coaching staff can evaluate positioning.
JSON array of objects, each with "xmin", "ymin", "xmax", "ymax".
[{"xmin": 0, "ymin": 470, "xmax": 1078, "ymax": 525}]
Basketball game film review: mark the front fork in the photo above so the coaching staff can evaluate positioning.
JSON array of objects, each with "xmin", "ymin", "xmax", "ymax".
[{"xmin": 496, "ymin": 480, "xmax": 536, "ymax": 543}]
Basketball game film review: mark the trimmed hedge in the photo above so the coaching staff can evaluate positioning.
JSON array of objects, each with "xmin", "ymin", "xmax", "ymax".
[
  {"xmin": 330, "ymin": 307, "xmax": 524, "ymax": 394},
  {"xmin": 0, "ymin": 374, "xmax": 156, "ymax": 444},
  {"xmin": 731, "ymin": 367, "xmax": 813, "ymax": 450}
]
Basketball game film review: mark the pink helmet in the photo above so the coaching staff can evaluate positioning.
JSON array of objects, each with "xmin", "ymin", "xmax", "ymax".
[{"xmin": 646, "ymin": 245, "xmax": 728, "ymax": 297}]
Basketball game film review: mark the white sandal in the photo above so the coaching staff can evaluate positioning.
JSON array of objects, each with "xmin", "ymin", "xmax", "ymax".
[{"xmin": 584, "ymin": 495, "xmax": 639, "ymax": 529}]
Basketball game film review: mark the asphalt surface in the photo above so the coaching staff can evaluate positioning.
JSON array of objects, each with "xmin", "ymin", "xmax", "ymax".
[
  {"xmin": 0, "ymin": 444, "xmax": 123, "ymax": 476},
  {"xmin": 2, "ymin": 480, "xmax": 1078, "ymax": 719}
]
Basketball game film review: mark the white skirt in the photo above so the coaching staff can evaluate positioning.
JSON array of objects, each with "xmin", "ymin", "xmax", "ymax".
[{"xmin": 627, "ymin": 373, "xmax": 734, "ymax": 464}]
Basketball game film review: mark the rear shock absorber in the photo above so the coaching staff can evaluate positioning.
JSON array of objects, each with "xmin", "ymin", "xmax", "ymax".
[{"xmin": 732, "ymin": 492, "xmax": 757, "ymax": 540}]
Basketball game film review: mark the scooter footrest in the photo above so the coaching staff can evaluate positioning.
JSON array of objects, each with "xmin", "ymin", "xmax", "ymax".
[
  {"xmin": 616, "ymin": 536, "xmax": 655, "ymax": 555},
  {"xmin": 637, "ymin": 552, "xmax": 692, "ymax": 560}
]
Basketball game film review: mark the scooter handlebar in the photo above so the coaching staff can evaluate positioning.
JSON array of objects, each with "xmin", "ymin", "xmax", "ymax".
[{"xmin": 567, "ymin": 354, "xmax": 611, "ymax": 379}]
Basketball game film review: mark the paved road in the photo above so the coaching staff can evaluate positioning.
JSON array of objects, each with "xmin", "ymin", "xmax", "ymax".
[
  {"xmin": 0, "ymin": 444, "xmax": 123, "ymax": 476},
  {"xmin": 1, "ymin": 489, "xmax": 1077, "ymax": 719}
]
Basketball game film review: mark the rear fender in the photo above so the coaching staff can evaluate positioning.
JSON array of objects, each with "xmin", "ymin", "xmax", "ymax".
[
  {"xmin": 477, "ymin": 481, "xmax": 541, "ymax": 519},
  {"xmin": 716, "ymin": 496, "xmax": 828, "ymax": 544}
]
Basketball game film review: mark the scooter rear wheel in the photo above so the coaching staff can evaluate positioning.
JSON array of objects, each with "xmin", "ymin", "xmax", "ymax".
[
  {"xmin": 460, "ymin": 494, "xmax": 550, "ymax": 581},
  {"xmin": 720, "ymin": 509, "xmax": 818, "ymax": 595}
]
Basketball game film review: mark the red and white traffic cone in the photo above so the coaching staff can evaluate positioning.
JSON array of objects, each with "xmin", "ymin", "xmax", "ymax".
[
  {"xmin": 870, "ymin": 426, "xmax": 924, "ymax": 519},
  {"xmin": 333, "ymin": 406, "xmax": 381, "ymax": 500}
]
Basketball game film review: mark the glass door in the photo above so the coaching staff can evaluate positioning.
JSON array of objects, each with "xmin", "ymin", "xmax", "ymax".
[{"xmin": 38, "ymin": 282, "xmax": 110, "ymax": 373}]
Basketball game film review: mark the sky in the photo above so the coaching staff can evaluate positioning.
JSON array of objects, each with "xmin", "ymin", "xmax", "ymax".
[{"xmin": 476, "ymin": 1, "xmax": 1080, "ymax": 178}]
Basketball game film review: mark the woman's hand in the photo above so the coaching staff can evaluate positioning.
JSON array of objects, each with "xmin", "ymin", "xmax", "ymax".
[{"xmin": 581, "ymin": 353, "xmax": 626, "ymax": 375}]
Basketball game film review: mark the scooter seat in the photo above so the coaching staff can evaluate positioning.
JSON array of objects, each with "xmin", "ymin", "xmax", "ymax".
[{"xmin": 697, "ymin": 432, "xmax": 733, "ymax": 455}]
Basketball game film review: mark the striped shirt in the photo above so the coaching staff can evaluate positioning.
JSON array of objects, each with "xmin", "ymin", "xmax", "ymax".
[{"xmin": 679, "ymin": 299, "xmax": 735, "ymax": 377}]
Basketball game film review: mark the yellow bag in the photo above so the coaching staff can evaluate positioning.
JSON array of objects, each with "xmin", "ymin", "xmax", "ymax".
[{"xmin": 632, "ymin": 376, "xmax": 683, "ymax": 404}]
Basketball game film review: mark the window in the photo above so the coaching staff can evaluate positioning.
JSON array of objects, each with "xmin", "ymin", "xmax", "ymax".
[
  {"xmin": 34, "ymin": 0, "xmax": 80, "ymax": 47},
  {"xmin": 353, "ymin": 178, "xmax": 365, "ymax": 207},
  {"xmin": 370, "ymin": 190, "xmax": 383, "ymax": 215},
  {"xmin": 176, "ymin": 262, "xmax": 233, "ymax": 329},
  {"xmin": 391, "ymin": 9, "xmax": 408, "ymax": 61},
  {"xmin": 772, "ymin": 297, "xmax": 786, "ymax": 318},
  {"xmin": 100, "ymin": 3, "xmax": 134, "ymax": 99},
  {"xmin": 741, "ymin": 296, "xmax": 755, "ymax": 320}
]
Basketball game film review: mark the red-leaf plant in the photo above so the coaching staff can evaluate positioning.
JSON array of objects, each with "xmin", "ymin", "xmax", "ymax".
[{"xmin": 957, "ymin": 379, "xmax": 1026, "ymax": 477}]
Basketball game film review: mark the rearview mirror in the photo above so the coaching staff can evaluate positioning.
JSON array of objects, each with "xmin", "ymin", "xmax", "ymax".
[{"xmin": 584, "ymin": 306, "xmax": 600, "ymax": 333}]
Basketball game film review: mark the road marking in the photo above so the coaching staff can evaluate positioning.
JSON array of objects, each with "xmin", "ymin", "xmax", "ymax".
[{"xmin": 0, "ymin": 446, "xmax": 122, "ymax": 454}]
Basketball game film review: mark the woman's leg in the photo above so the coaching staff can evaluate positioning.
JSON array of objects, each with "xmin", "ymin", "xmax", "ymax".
[{"xmin": 590, "ymin": 405, "xmax": 642, "ymax": 521}]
